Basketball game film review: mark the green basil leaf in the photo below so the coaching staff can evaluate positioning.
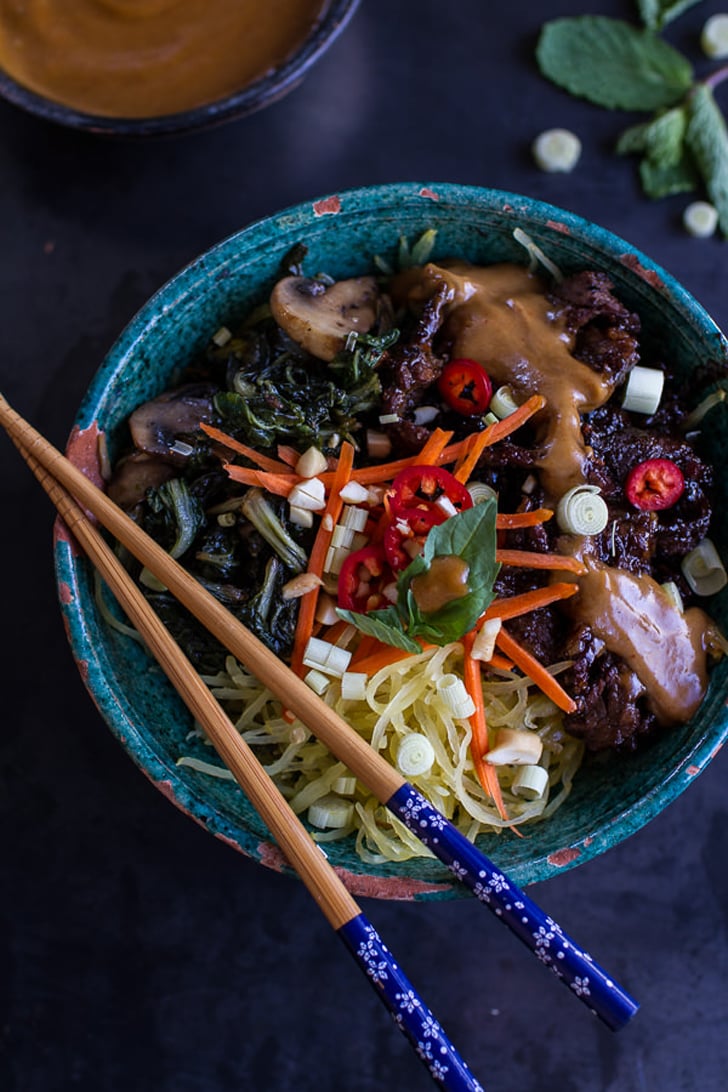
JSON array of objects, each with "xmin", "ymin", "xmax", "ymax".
[
  {"xmin": 686, "ymin": 83, "xmax": 728, "ymax": 237},
  {"xmin": 335, "ymin": 606, "xmax": 421, "ymax": 653},
  {"xmin": 537, "ymin": 16, "xmax": 694, "ymax": 111},
  {"xmin": 402, "ymin": 500, "xmax": 500, "ymax": 645},
  {"xmin": 636, "ymin": 0, "xmax": 703, "ymax": 31}
]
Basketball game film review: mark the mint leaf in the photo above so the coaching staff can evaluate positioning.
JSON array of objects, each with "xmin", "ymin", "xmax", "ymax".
[
  {"xmin": 536, "ymin": 16, "xmax": 694, "ymax": 111},
  {"xmin": 643, "ymin": 106, "xmax": 688, "ymax": 167},
  {"xmin": 686, "ymin": 83, "xmax": 728, "ymax": 238},
  {"xmin": 640, "ymin": 154, "xmax": 699, "ymax": 197},
  {"xmin": 636, "ymin": 0, "xmax": 703, "ymax": 31},
  {"xmin": 336, "ymin": 605, "xmax": 421, "ymax": 653}
]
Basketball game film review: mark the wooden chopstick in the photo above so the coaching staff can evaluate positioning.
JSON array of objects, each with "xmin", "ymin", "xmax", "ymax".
[
  {"xmin": 10, "ymin": 434, "xmax": 483, "ymax": 1092},
  {"xmin": 0, "ymin": 393, "xmax": 639, "ymax": 1032}
]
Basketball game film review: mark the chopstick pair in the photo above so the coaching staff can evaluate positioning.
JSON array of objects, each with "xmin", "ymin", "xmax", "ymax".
[
  {"xmin": 9, "ymin": 431, "xmax": 482, "ymax": 1092},
  {"xmin": 0, "ymin": 393, "xmax": 639, "ymax": 1037}
]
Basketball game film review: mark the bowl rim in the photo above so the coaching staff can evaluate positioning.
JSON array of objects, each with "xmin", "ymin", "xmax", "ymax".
[
  {"xmin": 56, "ymin": 181, "xmax": 728, "ymax": 896},
  {"xmin": 0, "ymin": 0, "xmax": 360, "ymax": 136}
]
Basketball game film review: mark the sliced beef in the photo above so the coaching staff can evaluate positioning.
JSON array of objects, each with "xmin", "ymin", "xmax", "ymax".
[
  {"xmin": 550, "ymin": 271, "xmax": 641, "ymax": 387},
  {"xmin": 378, "ymin": 284, "xmax": 449, "ymax": 450},
  {"xmin": 560, "ymin": 623, "xmax": 659, "ymax": 752}
]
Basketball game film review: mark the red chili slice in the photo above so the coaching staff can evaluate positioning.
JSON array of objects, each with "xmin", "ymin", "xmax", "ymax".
[
  {"xmin": 388, "ymin": 464, "xmax": 473, "ymax": 518},
  {"xmin": 437, "ymin": 358, "xmax": 493, "ymax": 416},
  {"xmin": 337, "ymin": 544, "xmax": 395, "ymax": 613},
  {"xmin": 624, "ymin": 457, "xmax": 685, "ymax": 511},
  {"xmin": 383, "ymin": 506, "xmax": 446, "ymax": 572}
]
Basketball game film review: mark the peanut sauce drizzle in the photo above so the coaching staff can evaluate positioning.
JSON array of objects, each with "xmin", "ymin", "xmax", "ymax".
[{"xmin": 400, "ymin": 261, "xmax": 714, "ymax": 725}]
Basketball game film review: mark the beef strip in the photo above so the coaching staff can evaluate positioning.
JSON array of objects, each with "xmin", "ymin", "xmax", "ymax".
[
  {"xmin": 560, "ymin": 623, "xmax": 659, "ymax": 752},
  {"xmin": 378, "ymin": 284, "xmax": 450, "ymax": 450}
]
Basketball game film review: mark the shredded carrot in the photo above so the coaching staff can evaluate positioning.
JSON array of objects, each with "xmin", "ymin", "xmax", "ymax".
[
  {"xmin": 347, "ymin": 634, "xmax": 382, "ymax": 667},
  {"xmin": 495, "ymin": 508, "xmax": 553, "ymax": 530},
  {"xmin": 222, "ymin": 463, "xmax": 299, "ymax": 497},
  {"xmin": 276, "ymin": 444, "xmax": 301, "ymax": 467},
  {"xmin": 483, "ymin": 582, "xmax": 578, "ymax": 623},
  {"xmin": 290, "ymin": 442, "xmax": 356, "ymax": 678},
  {"xmin": 462, "ymin": 633, "xmax": 510, "ymax": 822},
  {"xmin": 496, "ymin": 548, "xmax": 586, "ymax": 574},
  {"xmin": 453, "ymin": 428, "xmax": 496, "ymax": 484},
  {"xmin": 487, "ymin": 651, "xmax": 515, "ymax": 671},
  {"xmin": 495, "ymin": 626, "xmax": 577, "ymax": 714},
  {"xmin": 199, "ymin": 423, "xmax": 293, "ymax": 473},
  {"xmin": 439, "ymin": 393, "xmax": 546, "ymax": 467},
  {"xmin": 413, "ymin": 426, "xmax": 455, "ymax": 466}
]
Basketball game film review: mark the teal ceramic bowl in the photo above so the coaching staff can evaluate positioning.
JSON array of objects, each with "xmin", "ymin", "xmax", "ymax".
[{"xmin": 55, "ymin": 182, "xmax": 728, "ymax": 900}]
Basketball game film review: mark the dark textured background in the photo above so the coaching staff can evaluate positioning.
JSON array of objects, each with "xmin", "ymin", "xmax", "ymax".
[{"xmin": 2, "ymin": 2, "xmax": 727, "ymax": 1089}]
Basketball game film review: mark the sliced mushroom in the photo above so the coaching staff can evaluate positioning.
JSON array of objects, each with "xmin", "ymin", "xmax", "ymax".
[
  {"xmin": 128, "ymin": 383, "xmax": 214, "ymax": 460},
  {"xmin": 269, "ymin": 275, "xmax": 379, "ymax": 362},
  {"xmin": 107, "ymin": 452, "xmax": 177, "ymax": 509}
]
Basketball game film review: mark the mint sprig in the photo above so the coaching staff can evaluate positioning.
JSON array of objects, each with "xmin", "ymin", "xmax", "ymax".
[
  {"xmin": 536, "ymin": 6, "xmax": 728, "ymax": 238},
  {"xmin": 337, "ymin": 499, "xmax": 500, "ymax": 652}
]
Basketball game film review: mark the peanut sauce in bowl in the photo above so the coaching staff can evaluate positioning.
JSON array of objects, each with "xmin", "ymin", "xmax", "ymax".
[{"xmin": 0, "ymin": 0, "xmax": 359, "ymax": 134}]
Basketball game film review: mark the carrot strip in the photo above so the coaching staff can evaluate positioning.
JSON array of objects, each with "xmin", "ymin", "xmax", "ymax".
[
  {"xmin": 453, "ymin": 428, "xmax": 496, "ymax": 484},
  {"xmin": 347, "ymin": 634, "xmax": 382, "ymax": 667},
  {"xmin": 495, "ymin": 626, "xmax": 577, "ymax": 714},
  {"xmin": 276, "ymin": 444, "xmax": 302, "ymax": 467},
  {"xmin": 487, "ymin": 651, "xmax": 515, "ymax": 671},
  {"xmin": 483, "ymin": 582, "xmax": 578, "ymax": 623},
  {"xmin": 462, "ymin": 633, "xmax": 510, "ymax": 822},
  {"xmin": 495, "ymin": 508, "xmax": 553, "ymax": 530},
  {"xmin": 222, "ymin": 463, "xmax": 299, "ymax": 497},
  {"xmin": 290, "ymin": 442, "xmax": 356, "ymax": 677},
  {"xmin": 438, "ymin": 393, "xmax": 546, "ymax": 467},
  {"xmin": 413, "ymin": 426, "xmax": 455, "ymax": 466},
  {"xmin": 496, "ymin": 548, "xmax": 586, "ymax": 574},
  {"xmin": 199, "ymin": 423, "xmax": 293, "ymax": 473},
  {"xmin": 350, "ymin": 640, "xmax": 435, "ymax": 677}
]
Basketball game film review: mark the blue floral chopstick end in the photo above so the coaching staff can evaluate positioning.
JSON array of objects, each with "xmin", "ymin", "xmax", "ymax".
[
  {"xmin": 338, "ymin": 913, "xmax": 485, "ymax": 1090},
  {"xmin": 387, "ymin": 783, "xmax": 639, "ymax": 1032}
]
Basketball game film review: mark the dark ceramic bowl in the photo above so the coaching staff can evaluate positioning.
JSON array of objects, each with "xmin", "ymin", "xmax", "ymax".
[
  {"xmin": 55, "ymin": 182, "xmax": 728, "ymax": 899},
  {"xmin": 0, "ymin": 0, "xmax": 359, "ymax": 137}
]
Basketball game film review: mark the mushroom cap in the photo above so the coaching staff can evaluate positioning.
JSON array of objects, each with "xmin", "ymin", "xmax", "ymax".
[{"xmin": 269, "ymin": 275, "xmax": 379, "ymax": 362}]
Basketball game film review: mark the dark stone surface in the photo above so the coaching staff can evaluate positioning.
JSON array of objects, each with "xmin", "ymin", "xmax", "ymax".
[{"xmin": 2, "ymin": 2, "xmax": 727, "ymax": 1089}]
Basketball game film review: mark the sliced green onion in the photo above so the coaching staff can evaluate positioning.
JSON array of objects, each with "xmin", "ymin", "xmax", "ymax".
[
  {"xmin": 436, "ymin": 674, "xmax": 476, "ymax": 718},
  {"xmin": 340, "ymin": 505, "xmax": 369, "ymax": 532},
  {"xmin": 302, "ymin": 636, "xmax": 352, "ymax": 677},
  {"xmin": 340, "ymin": 671, "xmax": 368, "ymax": 701},
  {"xmin": 531, "ymin": 128, "xmax": 582, "ymax": 174},
  {"xmin": 308, "ymin": 794, "xmax": 354, "ymax": 830},
  {"xmin": 332, "ymin": 776, "xmax": 357, "ymax": 796},
  {"xmin": 485, "ymin": 728, "xmax": 544, "ymax": 766},
  {"xmin": 304, "ymin": 668, "xmax": 331, "ymax": 695},
  {"xmin": 512, "ymin": 764, "xmax": 549, "ymax": 800},
  {"xmin": 681, "ymin": 538, "xmax": 728, "ymax": 596},
  {"xmin": 622, "ymin": 365, "xmax": 664, "ymax": 415},
  {"xmin": 396, "ymin": 734, "xmax": 436, "ymax": 777},
  {"xmin": 683, "ymin": 201, "xmax": 719, "ymax": 239},
  {"xmin": 701, "ymin": 13, "xmax": 728, "ymax": 58},
  {"xmin": 490, "ymin": 385, "xmax": 520, "ymax": 419},
  {"xmin": 466, "ymin": 481, "xmax": 498, "ymax": 505},
  {"xmin": 556, "ymin": 484, "xmax": 609, "ymax": 535},
  {"xmin": 331, "ymin": 524, "xmax": 356, "ymax": 548}
]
